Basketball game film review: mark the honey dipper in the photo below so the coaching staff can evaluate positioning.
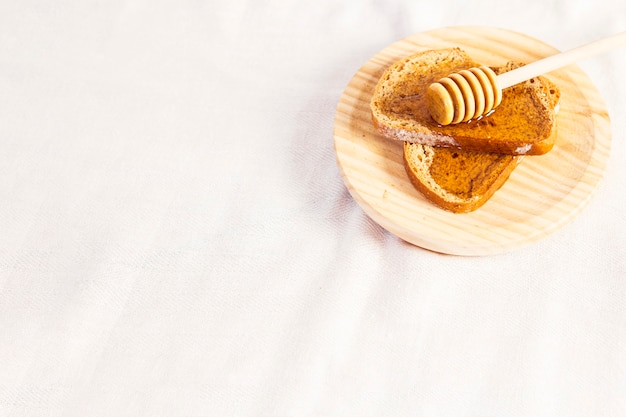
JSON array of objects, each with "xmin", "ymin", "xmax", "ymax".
[{"xmin": 426, "ymin": 31, "xmax": 626, "ymax": 125}]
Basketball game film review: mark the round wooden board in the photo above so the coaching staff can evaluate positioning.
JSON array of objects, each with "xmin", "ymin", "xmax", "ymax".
[{"xmin": 333, "ymin": 26, "xmax": 611, "ymax": 256}]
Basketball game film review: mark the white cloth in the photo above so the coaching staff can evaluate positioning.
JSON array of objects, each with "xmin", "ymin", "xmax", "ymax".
[{"xmin": 1, "ymin": 0, "xmax": 625, "ymax": 416}]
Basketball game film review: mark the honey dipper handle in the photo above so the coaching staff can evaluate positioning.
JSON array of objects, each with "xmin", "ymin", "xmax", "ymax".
[{"xmin": 497, "ymin": 31, "xmax": 626, "ymax": 89}]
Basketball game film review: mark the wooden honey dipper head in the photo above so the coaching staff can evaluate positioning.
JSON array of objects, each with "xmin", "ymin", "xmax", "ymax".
[
  {"xmin": 426, "ymin": 66, "xmax": 502, "ymax": 125},
  {"xmin": 425, "ymin": 31, "xmax": 626, "ymax": 126}
]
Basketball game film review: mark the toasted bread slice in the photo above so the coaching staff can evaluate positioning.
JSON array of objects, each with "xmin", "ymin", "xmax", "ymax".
[
  {"xmin": 404, "ymin": 143, "xmax": 526, "ymax": 213},
  {"xmin": 371, "ymin": 48, "xmax": 561, "ymax": 155}
]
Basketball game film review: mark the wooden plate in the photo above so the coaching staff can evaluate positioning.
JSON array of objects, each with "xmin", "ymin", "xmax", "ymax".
[{"xmin": 333, "ymin": 26, "xmax": 611, "ymax": 256}]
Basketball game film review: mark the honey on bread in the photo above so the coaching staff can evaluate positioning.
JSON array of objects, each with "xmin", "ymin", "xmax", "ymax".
[{"xmin": 384, "ymin": 62, "xmax": 559, "ymax": 155}]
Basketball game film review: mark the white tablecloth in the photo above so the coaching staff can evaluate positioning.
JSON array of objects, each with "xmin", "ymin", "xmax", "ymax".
[{"xmin": 1, "ymin": 1, "xmax": 625, "ymax": 416}]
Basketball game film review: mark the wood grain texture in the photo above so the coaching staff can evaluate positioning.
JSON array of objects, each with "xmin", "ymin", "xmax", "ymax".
[{"xmin": 333, "ymin": 26, "xmax": 611, "ymax": 256}]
